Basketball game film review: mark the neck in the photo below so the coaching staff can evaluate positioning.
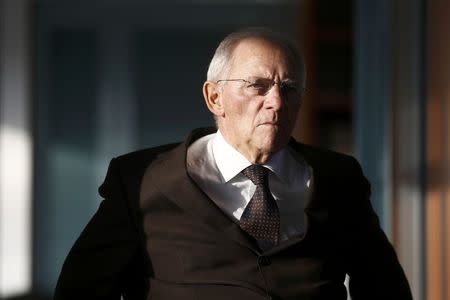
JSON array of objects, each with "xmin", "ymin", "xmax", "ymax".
[
  {"xmin": 245, "ymin": 151, "xmax": 271, "ymax": 165},
  {"xmin": 218, "ymin": 130, "xmax": 274, "ymax": 164}
]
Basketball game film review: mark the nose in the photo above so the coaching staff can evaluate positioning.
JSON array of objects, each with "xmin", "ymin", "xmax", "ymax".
[{"xmin": 264, "ymin": 84, "xmax": 284, "ymax": 110}]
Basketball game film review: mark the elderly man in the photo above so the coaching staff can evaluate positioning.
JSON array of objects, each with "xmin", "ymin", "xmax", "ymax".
[{"xmin": 54, "ymin": 28, "xmax": 412, "ymax": 300}]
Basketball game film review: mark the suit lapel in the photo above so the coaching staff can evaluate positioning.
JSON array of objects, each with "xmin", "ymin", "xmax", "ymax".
[
  {"xmin": 291, "ymin": 140, "xmax": 331, "ymax": 227},
  {"xmin": 142, "ymin": 128, "xmax": 261, "ymax": 253}
]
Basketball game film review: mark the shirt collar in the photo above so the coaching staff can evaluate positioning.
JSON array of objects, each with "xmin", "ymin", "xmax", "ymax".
[{"xmin": 212, "ymin": 130, "xmax": 291, "ymax": 183}]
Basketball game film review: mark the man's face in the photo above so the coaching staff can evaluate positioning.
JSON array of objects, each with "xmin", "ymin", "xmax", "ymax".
[{"xmin": 211, "ymin": 38, "xmax": 302, "ymax": 163}]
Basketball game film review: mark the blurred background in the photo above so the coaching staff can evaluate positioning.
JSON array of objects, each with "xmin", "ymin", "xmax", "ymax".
[{"xmin": 0, "ymin": 0, "xmax": 448, "ymax": 299}]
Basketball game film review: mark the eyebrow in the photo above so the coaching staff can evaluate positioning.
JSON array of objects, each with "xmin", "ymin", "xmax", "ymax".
[{"xmin": 246, "ymin": 76, "xmax": 298, "ymax": 82}]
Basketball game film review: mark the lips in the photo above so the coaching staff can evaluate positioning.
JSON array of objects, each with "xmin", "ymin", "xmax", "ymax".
[
  {"xmin": 257, "ymin": 115, "xmax": 281, "ymax": 127},
  {"xmin": 257, "ymin": 122, "xmax": 283, "ymax": 129},
  {"xmin": 259, "ymin": 119, "xmax": 278, "ymax": 125}
]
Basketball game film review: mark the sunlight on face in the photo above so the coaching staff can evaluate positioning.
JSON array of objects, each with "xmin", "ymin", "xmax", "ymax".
[{"xmin": 217, "ymin": 38, "xmax": 302, "ymax": 163}]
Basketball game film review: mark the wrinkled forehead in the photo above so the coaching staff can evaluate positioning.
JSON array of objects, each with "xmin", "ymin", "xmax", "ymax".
[{"xmin": 228, "ymin": 37, "xmax": 298, "ymax": 77}]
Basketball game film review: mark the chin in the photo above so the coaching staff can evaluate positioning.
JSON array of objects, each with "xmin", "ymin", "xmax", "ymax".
[
  {"xmin": 253, "ymin": 125, "xmax": 290, "ymax": 150},
  {"xmin": 259, "ymin": 135, "xmax": 288, "ymax": 154}
]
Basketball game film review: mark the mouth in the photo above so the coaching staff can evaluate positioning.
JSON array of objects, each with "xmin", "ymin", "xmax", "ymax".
[
  {"xmin": 259, "ymin": 121, "xmax": 280, "ymax": 126},
  {"xmin": 257, "ymin": 122, "xmax": 282, "ymax": 131}
]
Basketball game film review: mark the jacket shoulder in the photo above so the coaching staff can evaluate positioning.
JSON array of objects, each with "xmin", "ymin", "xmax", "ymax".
[
  {"xmin": 114, "ymin": 142, "xmax": 181, "ymax": 167},
  {"xmin": 291, "ymin": 140, "xmax": 362, "ymax": 171},
  {"xmin": 99, "ymin": 142, "xmax": 180, "ymax": 197}
]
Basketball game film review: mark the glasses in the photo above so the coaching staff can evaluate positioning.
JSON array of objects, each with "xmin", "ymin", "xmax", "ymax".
[{"xmin": 216, "ymin": 77, "xmax": 303, "ymax": 98}]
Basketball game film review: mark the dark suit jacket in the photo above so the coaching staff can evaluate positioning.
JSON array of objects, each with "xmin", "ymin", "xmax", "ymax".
[{"xmin": 54, "ymin": 127, "xmax": 412, "ymax": 300}]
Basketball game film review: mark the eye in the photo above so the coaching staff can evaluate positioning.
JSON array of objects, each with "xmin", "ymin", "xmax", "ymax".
[
  {"xmin": 280, "ymin": 82, "xmax": 299, "ymax": 94},
  {"xmin": 247, "ymin": 82, "xmax": 269, "ymax": 91}
]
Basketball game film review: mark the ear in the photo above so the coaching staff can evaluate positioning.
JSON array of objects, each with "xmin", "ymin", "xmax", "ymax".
[{"xmin": 203, "ymin": 81, "xmax": 225, "ymax": 117}]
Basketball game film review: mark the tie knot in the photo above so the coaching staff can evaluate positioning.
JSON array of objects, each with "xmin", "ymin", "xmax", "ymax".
[{"xmin": 241, "ymin": 165, "xmax": 268, "ymax": 185}]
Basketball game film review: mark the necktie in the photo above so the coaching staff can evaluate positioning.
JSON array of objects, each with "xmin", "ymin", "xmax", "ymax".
[{"xmin": 240, "ymin": 165, "xmax": 280, "ymax": 246}]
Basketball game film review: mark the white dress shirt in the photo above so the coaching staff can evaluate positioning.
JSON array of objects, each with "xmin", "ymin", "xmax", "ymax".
[{"xmin": 187, "ymin": 130, "xmax": 312, "ymax": 242}]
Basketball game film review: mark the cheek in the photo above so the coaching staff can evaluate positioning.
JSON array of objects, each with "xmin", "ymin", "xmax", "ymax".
[
  {"xmin": 225, "ymin": 100, "xmax": 254, "ymax": 123},
  {"xmin": 287, "ymin": 103, "xmax": 301, "ymax": 124}
]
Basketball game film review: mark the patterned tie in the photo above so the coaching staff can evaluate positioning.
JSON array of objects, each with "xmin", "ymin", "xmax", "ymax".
[{"xmin": 240, "ymin": 165, "xmax": 280, "ymax": 246}]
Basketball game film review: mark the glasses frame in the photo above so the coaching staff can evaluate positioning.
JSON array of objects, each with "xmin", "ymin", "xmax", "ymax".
[{"xmin": 215, "ymin": 78, "xmax": 304, "ymax": 98}]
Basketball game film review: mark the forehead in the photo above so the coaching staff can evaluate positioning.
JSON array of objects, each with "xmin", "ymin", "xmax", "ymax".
[{"xmin": 228, "ymin": 38, "xmax": 295, "ymax": 77}]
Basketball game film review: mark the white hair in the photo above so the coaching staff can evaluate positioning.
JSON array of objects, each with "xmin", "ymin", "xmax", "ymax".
[{"xmin": 206, "ymin": 27, "xmax": 306, "ymax": 87}]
